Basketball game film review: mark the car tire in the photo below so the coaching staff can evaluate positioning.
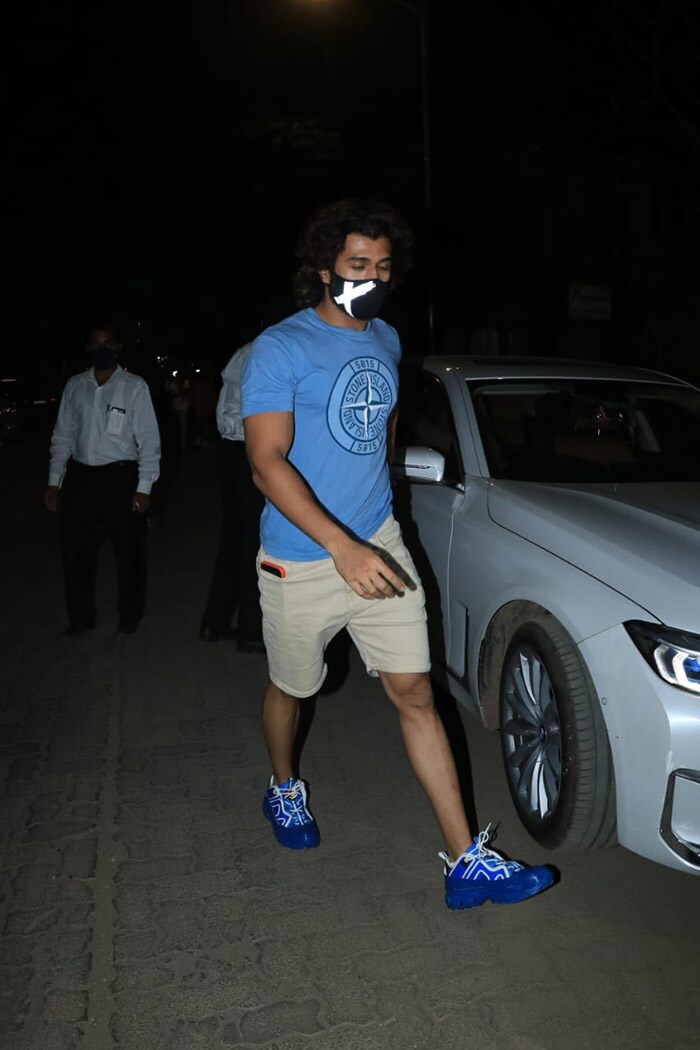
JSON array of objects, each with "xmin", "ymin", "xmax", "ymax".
[{"xmin": 499, "ymin": 614, "xmax": 616, "ymax": 851}]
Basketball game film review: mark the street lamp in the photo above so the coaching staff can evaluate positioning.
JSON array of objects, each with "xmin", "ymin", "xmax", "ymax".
[
  {"xmin": 392, "ymin": 0, "xmax": 433, "ymax": 352},
  {"xmin": 295, "ymin": 0, "xmax": 434, "ymax": 350}
]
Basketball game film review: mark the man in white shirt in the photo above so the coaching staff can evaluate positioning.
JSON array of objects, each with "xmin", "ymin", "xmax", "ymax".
[
  {"xmin": 199, "ymin": 342, "xmax": 265, "ymax": 651},
  {"xmin": 44, "ymin": 326, "xmax": 161, "ymax": 636}
]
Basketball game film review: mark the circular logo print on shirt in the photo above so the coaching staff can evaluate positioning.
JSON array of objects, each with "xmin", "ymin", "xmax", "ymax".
[{"xmin": 327, "ymin": 357, "xmax": 397, "ymax": 455}]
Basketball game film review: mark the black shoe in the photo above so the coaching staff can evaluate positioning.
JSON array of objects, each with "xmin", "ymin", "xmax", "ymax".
[
  {"xmin": 199, "ymin": 624, "xmax": 237, "ymax": 642},
  {"xmin": 117, "ymin": 619, "xmax": 139, "ymax": 634},
  {"xmin": 237, "ymin": 637, "xmax": 266, "ymax": 654},
  {"xmin": 62, "ymin": 624, "xmax": 94, "ymax": 637}
]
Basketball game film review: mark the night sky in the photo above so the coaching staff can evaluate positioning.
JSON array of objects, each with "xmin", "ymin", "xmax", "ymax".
[{"xmin": 8, "ymin": 0, "xmax": 700, "ymax": 381}]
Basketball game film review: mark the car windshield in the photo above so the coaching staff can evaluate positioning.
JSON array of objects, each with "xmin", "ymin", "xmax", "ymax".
[{"xmin": 468, "ymin": 378, "xmax": 700, "ymax": 482}]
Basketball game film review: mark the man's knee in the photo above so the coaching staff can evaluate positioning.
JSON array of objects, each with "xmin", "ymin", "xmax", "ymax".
[{"xmin": 380, "ymin": 671, "xmax": 434, "ymax": 712}]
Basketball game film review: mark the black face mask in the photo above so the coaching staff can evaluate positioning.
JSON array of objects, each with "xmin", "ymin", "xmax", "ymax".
[
  {"xmin": 90, "ymin": 346, "xmax": 119, "ymax": 370},
  {"xmin": 328, "ymin": 272, "xmax": 390, "ymax": 321}
]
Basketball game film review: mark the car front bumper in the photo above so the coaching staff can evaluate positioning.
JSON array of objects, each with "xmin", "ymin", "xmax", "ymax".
[{"xmin": 579, "ymin": 624, "xmax": 700, "ymax": 875}]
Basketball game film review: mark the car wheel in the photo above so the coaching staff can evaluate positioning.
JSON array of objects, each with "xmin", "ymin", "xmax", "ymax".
[{"xmin": 499, "ymin": 614, "xmax": 616, "ymax": 851}]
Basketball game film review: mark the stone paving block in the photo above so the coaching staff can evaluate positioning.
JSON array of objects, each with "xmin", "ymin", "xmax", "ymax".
[
  {"xmin": 313, "ymin": 958, "xmax": 376, "ymax": 1028},
  {"xmin": 42, "ymin": 757, "xmax": 104, "ymax": 778},
  {"xmin": 114, "ymin": 928, "xmax": 158, "ymax": 963},
  {"xmin": 0, "ymin": 966, "xmax": 33, "ymax": 1031},
  {"xmin": 165, "ymin": 1018, "xmax": 223, "ymax": 1050},
  {"xmin": 116, "ymin": 855, "xmax": 193, "ymax": 883},
  {"xmin": 191, "ymin": 832, "xmax": 238, "ymax": 871},
  {"xmin": 118, "ymin": 773, "xmax": 189, "ymax": 799},
  {"xmin": 116, "ymin": 797, "xmax": 217, "ymax": 830},
  {"xmin": 118, "ymin": 749, "xmax": 150, "ymax": 773},
  {"xmin": 38, "ymin": 930, "xmax": 92, "ymax": 985},
  {"xmin": 171, "ymin": 977, "xmax": 257, "ymax": 1017},
  {"xmin": 358, "ymin": 941, "xmax": 454, "ymax": 985},
  {"xmin": 303, "ymin": 923, "xmax": 403, "ymax": 965},
  {"xmin": 68, "ymin": 775, "xmax": 102, "ymax": 803},
  {"xmin": 70, "ymin": 802, "xmax": 98, "ymax": 821},
  {"xmin": 0, "ymin": 796, "xmax": 32, "ymax": 840},
  {"xmin": 114, "ymin": 882, "xmax": 153, "ymax": 928},
  {"xmin": 111, "ymin": 957, "xmax": 176, "ymax": 993},
  {"xmin": 262, "ymin": 1025, "xmax": 390, "ymax": 1050},
  {"xmin": 25, "ymin": 820, "xmax": 94, "ymax": 845},
  {"xmin": 29, "ymin": 793, "xmax": 63, "ymax": 822},
  {"xmin": 0, "ymin": 1027, "xmax": 85, "ymax": 1050},
  {"xmin": 0, "ymin": 744, "xmax": 43, "ymax": 759},
  {"xmin": 198, "ymin": 892, "xmax": 252, "ymax": 929},
  {"xmin": 144, "ymin": 870, "xmax": 239, "ymax": 903},
  {"xmin": 418, "ymin": 956, "xmax": 502, "ymax": 1016},
  {"xmin": 44, "ymin": 989, "xmax": 88, "ymax": 1025},
  {"xmin": 122, "ymin": 824, "xmax": 194, "ymax": 860},
  {"xmin": 110, "ymin": 1008, "xmax": 168, "ymax": 1050},
  {"xmin": 0, "ymin": 723, "xmax": 22, "ymax": 745},
  {"xmin": 372, "ymin": 888, "xmax": 441, "ymax": 937},
  {"xmin": 157, "ymin": 916, "xmax": 247, "ymax": 954},
  {"xmin": 234, "ymin": 999, "xmax": 324, "ymax": 1045},
  {"xmin": 62, "ymin": 838, "xmax": 97, "ymax": 879},
  {"xmin": 10, "ymin": 865, "xmax": 62, "ymax": 908},
  {"xmin": 431, "ymin": 1002, "xmax": 539, "ymax": 1050},
  {"xmin": 4, "ymin": 906, "xmax": 62, "ymax": 936},
  {"xmin": 155, "ymin": 898, "xmax": 202, "ymax": 930},
  {"xmin": 0, "ymin": 935, "xmax": 34, "ymax": 966},
  {"xmin": 9, "ymin": 754, "xmax": 44, "ymax": 779}
]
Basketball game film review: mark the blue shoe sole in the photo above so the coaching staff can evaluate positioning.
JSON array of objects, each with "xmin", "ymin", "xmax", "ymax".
[
  {"xmin": 262, "ymin": 797, "xmax": 320, "ymax": 850},
  {"xmin": 445, "ymin": 867, "xmax": 555, "ymax": 910}
]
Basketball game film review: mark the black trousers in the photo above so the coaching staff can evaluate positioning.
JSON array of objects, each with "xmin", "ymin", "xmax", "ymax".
[
  {"xmin": 201, "ymin": 439, "xmax": 265, "ymax": 641},
  {"xmin": 60, "ymin": 459, "xmax": 147, "ymax": 628}
]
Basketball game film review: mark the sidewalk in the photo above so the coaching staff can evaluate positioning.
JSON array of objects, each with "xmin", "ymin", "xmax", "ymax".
[{"xmin": 1, "ymin": 437, "xmax": 699, "ymax": 1050}]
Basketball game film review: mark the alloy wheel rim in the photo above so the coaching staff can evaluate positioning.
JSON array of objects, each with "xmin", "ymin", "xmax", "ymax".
[{"xmin": 501, "ymin": 644, "xmax": 562, "ymax": 821}]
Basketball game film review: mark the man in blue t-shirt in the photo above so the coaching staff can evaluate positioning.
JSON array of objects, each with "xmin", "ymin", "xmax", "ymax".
[{"xmin": 241, "ymin": 199, "xmax": 553, "ymax": 909}]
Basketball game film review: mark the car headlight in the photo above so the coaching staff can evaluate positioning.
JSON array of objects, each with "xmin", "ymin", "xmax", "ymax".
[{"xmin": 625, "ymin": 621, "xmax": 700, "ymax": 695}]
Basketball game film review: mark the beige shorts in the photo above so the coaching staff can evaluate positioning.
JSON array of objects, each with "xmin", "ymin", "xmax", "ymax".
[{"xmin": 257, "ymin": 515, "xmax": 431, "ymax": 698}]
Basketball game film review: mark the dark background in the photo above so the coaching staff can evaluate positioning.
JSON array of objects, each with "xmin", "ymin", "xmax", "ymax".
[{"xmin": 7, "ymin": 0, "xmax": 700, "ymax": 407}]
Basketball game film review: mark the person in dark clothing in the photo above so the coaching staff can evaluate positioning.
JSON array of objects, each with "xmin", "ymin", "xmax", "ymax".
[{"xmin": 199, "ymin": 342, "xmax": 266, "ymax": 652}]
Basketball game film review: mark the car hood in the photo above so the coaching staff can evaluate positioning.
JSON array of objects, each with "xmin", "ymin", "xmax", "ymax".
[{"xmin": 487, "ymin": 481, "xmax": 700, "ymax": 632}]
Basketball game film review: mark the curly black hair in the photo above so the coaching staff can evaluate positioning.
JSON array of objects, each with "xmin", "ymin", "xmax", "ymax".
[{"xmin": 293, "ymin": 198, "xmax": 415, "ymax": 309}]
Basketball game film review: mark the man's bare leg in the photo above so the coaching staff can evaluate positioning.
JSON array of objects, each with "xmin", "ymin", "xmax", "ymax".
[
  {"xmin": 379, "ymin": 670, "xmax": 472, "ymax": 862},
  {"xmin": 262, "ymin": 680, "xmax": 299, "ymax": 784}
]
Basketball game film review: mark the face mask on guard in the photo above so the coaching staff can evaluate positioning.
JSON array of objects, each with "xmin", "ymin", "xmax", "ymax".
[{"xmin": 89, "ymin": 346, "xmax": 119, "ymax": 369}]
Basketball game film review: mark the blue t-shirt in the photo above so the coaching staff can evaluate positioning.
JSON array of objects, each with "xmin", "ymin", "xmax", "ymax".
[{"xmin": 241, "ymin": 307, "xmax": 400, "ymax": 560}]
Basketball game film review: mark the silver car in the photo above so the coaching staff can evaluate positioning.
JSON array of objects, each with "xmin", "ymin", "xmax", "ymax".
[{"xmin": 393, "ymin": 356, "xmax": 700, "ymax": 875}]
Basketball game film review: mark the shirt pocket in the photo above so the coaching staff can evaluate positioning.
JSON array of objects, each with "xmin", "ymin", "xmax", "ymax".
[{"xmin": 106, "ymin": 405, "xmax": 126, "ymax": 436}]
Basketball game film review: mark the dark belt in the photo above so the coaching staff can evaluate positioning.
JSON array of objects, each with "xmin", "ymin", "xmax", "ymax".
[{"xmin": 71, "ymin": 458, "xmax": 137, "ymax": 471}]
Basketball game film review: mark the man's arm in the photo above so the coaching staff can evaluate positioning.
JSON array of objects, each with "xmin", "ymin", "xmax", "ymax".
[
  {"xmin": 244, "ymin": 411, "xmax": 406, "ymax": 600},
  {"xmin": 131, "ymin": 383, "xmax": 161, "ymax": 513},
  {"xmin": 216, "ymin": 344, "xmax": 250, "ymax": 439},
  {"xmin": 45, "ymin": 384, "xmax": 75, "ymax": 510}
]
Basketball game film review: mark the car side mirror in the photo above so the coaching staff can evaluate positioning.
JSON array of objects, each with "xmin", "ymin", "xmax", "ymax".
[{"xmin": 392, "ymin": 446, "xmax": 446, "ymax": 483}]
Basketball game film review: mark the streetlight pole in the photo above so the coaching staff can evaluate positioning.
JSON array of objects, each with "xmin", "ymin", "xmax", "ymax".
[
  {"xmin": 297, "ymin": 0, "xmax": 434, "ymax": 351},
  {"xmin": 394, "ymin": 0, "xmax": 433, "ymax": 352}
]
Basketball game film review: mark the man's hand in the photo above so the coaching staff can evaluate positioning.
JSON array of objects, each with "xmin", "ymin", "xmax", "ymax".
[
  {"xmin": 328, "ymin": 536, "xmax": 407, "ymax": 600},
  {"xmin": 44, "ymin": 486, "xmax": 60, "ymax": 512},
  {"xmin": 132, "ymin": 492, "xmax": 151, "ymax": 516}
]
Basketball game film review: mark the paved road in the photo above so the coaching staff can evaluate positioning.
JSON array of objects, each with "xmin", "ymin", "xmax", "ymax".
[{"xmin": 1, "ymin": 431, "xmax": 699, "ymax": 1050}]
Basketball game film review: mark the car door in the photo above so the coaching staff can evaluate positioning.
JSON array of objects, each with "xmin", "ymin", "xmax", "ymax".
[{"xmin": 395, "ymin": 367, "xmax": 467, "ymax": 668}]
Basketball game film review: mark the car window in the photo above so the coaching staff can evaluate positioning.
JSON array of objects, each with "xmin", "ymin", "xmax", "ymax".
[
  {"xmin": 398, "ymin": 371, "xmax": 464, "ymax": 484},
  {"xmin": 469, "ymin": 378, "xmax": 700, "ymax": 482}
]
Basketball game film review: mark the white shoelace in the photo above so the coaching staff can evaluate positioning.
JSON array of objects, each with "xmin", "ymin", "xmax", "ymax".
[{"xmin": 439, "ymin": 822, "xmax": 513, "ymax": 872}]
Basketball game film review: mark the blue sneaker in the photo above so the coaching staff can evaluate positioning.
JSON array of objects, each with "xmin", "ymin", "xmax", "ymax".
[
  {"xmin": 263, "ymin": 776, "xmax": 320, "ymax": 850},
  {"xmin": 440, "ymin": 826, "xmax": 554, "ymax": 909}
]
